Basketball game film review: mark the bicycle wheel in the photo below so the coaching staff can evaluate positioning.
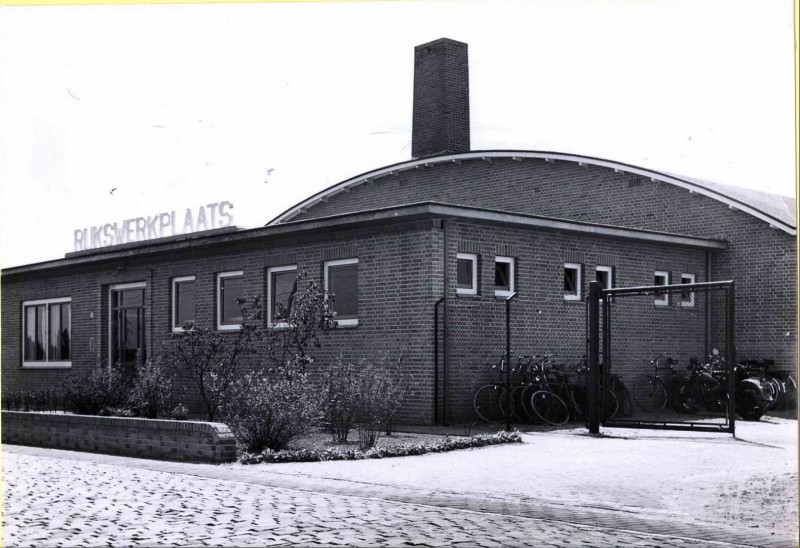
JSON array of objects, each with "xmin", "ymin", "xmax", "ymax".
[
  {"xmin": 568, "ymin": 384, "xmax": 587, "ymax": 420},
  {"xmin": 509, "ymin": 385, "xmax": 531, "ymax": 422},
  {"xmin": 610, "ymin": 377, "xmax": 633, "ymax": 417},
  {"xmin": 518, "ymin": 384, "xmax": 539, "ymax": 422},
  {"xmin": 633, "ymin": 376, "xmax": 667, "ymax": 412},
  {"xmin": 601, "ymin": 388, "xmax": 619, "ymax": 420},
  {"xmin": 473, "ymin": 384, "xmax": 507, "ymax": 423},
  {"xmin": 735, "ymin": 385, "xmax": 764, "ymax": 421},
  {"xmin": 530, "ymin": 390, "xmax": 570, "ymax": 426}
]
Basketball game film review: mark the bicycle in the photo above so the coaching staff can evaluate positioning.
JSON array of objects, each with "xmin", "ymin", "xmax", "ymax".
[
  {"xmin": 526, "ymin": 360, "xmax": 571, "ymax": 426},
  {"xmin": 561, "ymin": 357, "xmax": 621, "ymax": 421},
  {"xmin": 472, "ymin": 357, "xmax": 513, "ymax": 423},
  {"xmin": 632, "ymin": 354, "xmax": 686, "ymax": 413}
]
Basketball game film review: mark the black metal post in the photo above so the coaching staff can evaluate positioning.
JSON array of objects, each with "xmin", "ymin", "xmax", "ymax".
[
  {"xmin": 726, "ymin": 282, "xmax": 736, "ymax": 436},
  {"xmin": 505, "ymin": 292, "xmax": 516, "ymax": 432},
  {"xmin": 588, "ymin": 281, "xmax": 600, "ymax": 434}
]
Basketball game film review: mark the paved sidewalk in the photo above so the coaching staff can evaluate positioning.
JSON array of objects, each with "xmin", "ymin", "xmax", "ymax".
[{"xmin": 2, "ymin": 444, "xmax": 795, "ymax": 547}]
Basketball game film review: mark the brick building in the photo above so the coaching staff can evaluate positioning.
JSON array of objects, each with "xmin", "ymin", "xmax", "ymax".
[{"xmin": 2, "ymin": 38, "xmax": 795, "ymax": 424}]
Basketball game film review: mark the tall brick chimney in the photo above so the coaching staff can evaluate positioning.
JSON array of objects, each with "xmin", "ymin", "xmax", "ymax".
[{"xmin": 412, "ymin": 38, "xmax": 470, "ymax": 159}]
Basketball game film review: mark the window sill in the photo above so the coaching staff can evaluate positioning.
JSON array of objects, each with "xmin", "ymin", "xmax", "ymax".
[
  {"xmin": 456, "ymin": 289, "xmax": 478, "ymax": 297},
  {"xmin": 563, "ymin": 295, "xmax": 582, "ymax": 302},
  {"xmin": 495, "ymin": 290, "xmax": 514, "ymax": 299},
  {"xmin": 22, "ymin": 362, "xmax": 72, "ymax": 369},
  {"xmin": 335, "ymin": 319, "xmax": 359, "ymax": 328},
  {"xmin": 216, "ymin": 325, "xmax": 243, "ymax": 332}
]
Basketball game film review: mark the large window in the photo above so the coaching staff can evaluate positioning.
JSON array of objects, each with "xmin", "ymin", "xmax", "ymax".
[
  {"xmin": 564, "ymin": 263, "xmax": 582, "ymax": 300},
  {"xmin": 22, "ymin": 297, "xmax": 71, "ymax": 368},
  {"xmin": 267, "ymin": 265, "xmax": 298, "ymax": 327},
  {"xmin": 494, "ymin": 256, "xmax": 515, "ymax": 298},
  {"xmin": 680, "ymin": 273, "xmax": 696, "ymax": 307},
  {"xmin": 456, "ymin": 253, "xmax": 478, "ymax": 296},
  {"xmin": 654, "ymin": 270, "xmax": 669, "ymax": 306},
  {"xmin": 217, "ymin": 271, "xmax": 244, "ymax": 330},
  {"xmin": 325, "ymin": 258, "xmax": 358, "ymax": 327},
  {"xmin": 171, "ymin": 276, "xmax": 196, "ymax": 332}
]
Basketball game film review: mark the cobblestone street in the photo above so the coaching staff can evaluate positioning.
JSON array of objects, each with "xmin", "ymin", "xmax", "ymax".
[{"xmin": 2, "ymin": 445, "xmax": 794, "ymax": 547}]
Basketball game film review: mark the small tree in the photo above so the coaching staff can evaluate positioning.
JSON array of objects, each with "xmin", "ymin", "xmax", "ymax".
[
  {"xmin": 162, "ymin": 320, "xmax": 256, "ymax": 421},
  {"xmin": 259, "ymin": 271, "xmax": 337, "ymax": 370}
]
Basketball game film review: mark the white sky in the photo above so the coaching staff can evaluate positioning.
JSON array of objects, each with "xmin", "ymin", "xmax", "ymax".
[{"xmin": 0, "ymin": 0, "xmax": 796, "ymax": 269}]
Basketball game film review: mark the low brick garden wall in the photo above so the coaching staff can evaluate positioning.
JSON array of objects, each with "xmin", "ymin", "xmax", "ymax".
[{"xmin": 1, "ymin": 411, "xmax": 237, "ymax": 464}]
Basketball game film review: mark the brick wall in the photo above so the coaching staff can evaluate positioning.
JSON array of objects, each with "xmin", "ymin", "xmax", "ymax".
[
  {"xmin": 291, "ymin": 157, "xmax": 797, "ymax": 371},
  {"xmin": 1, "ymin": 411, "xmax": 236, "ymax": 463},
  {"xmin": 2, "ymin": 220, "xmax": 443, "ymax": 424},
  {"xmin": 439, "ymin": 220, "xmax": 709, "ymax": 424}
]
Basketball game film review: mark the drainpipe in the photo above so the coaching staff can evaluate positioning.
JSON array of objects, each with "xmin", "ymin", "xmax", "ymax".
[
  {"xmin": 434, "ymin": 297, "xmax": 444, "ymax": 425},
  {"xmin": 442, "ymin": 219, "xmax": 450, "ymax": 426},
  {"xmin": 705, "ymin": 251, "xmax": 711, "ymax": 356}
]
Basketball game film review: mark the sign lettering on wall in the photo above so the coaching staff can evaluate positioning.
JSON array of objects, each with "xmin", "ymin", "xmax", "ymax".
[{"xmin": 73, "ymin": 201, "xmax": 234, "ymax": 252}]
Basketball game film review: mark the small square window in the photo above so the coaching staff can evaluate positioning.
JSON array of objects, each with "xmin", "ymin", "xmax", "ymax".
[
  {"xmin": 680, "ymin": 273, "xmax": 696, "ymax": 307},
  {"xmin": 596, "ymin": 266, "xmax": 613, "ymax": 301},
  {"xmin": 217, "ymin": 271, "xmax": 244, "ymax": 330},
  {"xmin": 325, "ymin": 258, "xmax": 359, "ymax": 327},
  {"xmin": 494, "ymin": 256, "xmax": 515, "ymax": 298},
  {"xmin": 172, "ymin": 276, "xmax": 196, "ymax": 332},
  {"xmin": 268, "ymin": 265, "xmax": 298, "ymax": 327},
  {"xmin": 564, "ymin": 263, "xmax": 582, "ymax": 300},
  {"xmin": 456, "ymin": 253, "xmax": 478, "ymax": 296},
  {"xmin": 654, "ymin": 270, "xmax": 669, "ymax": 306}
]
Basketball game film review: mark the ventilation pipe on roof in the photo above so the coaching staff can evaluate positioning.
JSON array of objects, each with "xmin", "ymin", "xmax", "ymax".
[{"xmin": 411, "ymin": 38, "xmax": 471, "ymax": 159}]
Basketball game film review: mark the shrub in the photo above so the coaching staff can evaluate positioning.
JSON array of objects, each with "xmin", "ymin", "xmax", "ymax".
[
  {"xmin": 1, "ymin": 389, "xmax": 61, "ymax": 413},
  {"xmin": 170, "ymin": 403, "xmax": 190, "ymax": 420},
  {"xmin": 128, "ymin": 358, "xmax": 173, "ymax": 419},
  {"xmin": 221, "ymin": 357, "xmax": 320, "ymax": 453},
  {"xmin": 321, "ymin": 356, "xmax": 361, "ymax": 443},
  {"xmin": 62, "ymin": 366, "xmax": 127, "ymax": 415},
  {"xmin": 162, "ymin": 321, "xmax": 256, "ymax": 421}
]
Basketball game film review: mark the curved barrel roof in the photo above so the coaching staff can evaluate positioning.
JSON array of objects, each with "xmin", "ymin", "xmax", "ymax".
[{"xmin": 269, "ymin": 150, "xmax": 796, "ymax": 235}]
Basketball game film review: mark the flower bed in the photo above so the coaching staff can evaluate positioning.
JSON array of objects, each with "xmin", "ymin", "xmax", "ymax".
[{"xmin": 240, "ymin": 431, "xmax": 522, "ymax": 464}]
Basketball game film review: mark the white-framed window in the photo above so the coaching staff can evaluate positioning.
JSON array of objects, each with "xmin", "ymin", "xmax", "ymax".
[
  {"xmin": 564, "ymin": 262, "xmax": 582, "ymax": 300},
  {"xmin": 324, "ymin": 258, "xmax": 359, "ymax": 327},
  {"xmin": 217, "ymin": 271, "xmax": 244, "ymax": 330},
  {"xmin": 456, "ymin": 253, "xmax": 478, "ymax": 296},
  {"xmin": 171, "ymin": 276, "xmax": 196, "ymax": 332},
  {"xmin": 680, "ymin": 273, "xmax": 696, "ymax": 307},
  {"xmin": 267, "ymin": 265, "xmax": 298, "ymax": 328},
  {"xmin": 654, "ymin": 270, "xmax": 670, "ymax": 306},
  {"xmin": 596, "ymin": 265, "xmax": 613, "ymax": 300},
  {"xmin": 494, "ymin": 256, "xmax": 515, "ymax": 298},
  {"xmin": 22, "ymin": 297, "xmax": 72, "ymax": 368}
]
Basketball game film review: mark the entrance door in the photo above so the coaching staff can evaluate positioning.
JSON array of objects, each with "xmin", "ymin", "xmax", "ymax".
[{"xmin": 110, "ymin": 284, "xmax": 146, "ymax": 377}]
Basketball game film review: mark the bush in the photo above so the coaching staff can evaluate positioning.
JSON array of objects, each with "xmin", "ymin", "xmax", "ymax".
[
  {"xmin": 62, "ymin": 366, "xmax": 128, "ymax": 415},
  {"xmin": 322, "ymin": 350, "xmax": 411, "ymax": 448},
  {"xmin": 170, "ymin": 403, "xmax": 190, "ymax": 420},
  {"xmin": 321, "ymin": 356, "xmax": 361, "ymax": 443},
  {"xmin": 128, "ymin": 358, "xmax": 173, "ymax": 419},
  {"xmin": 221, "ymin": 358, "xmax": 320, "ymax": 453}
]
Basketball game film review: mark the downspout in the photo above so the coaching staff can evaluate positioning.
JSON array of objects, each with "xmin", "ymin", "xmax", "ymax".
[
  {"xmin": 705, "ymin": 250, "xmax": 711, "ymax": 356},
  {"xmin": 442, "ymin": 219, "xmax": 450, "ymax": 426},
  {"xmin": 434, "ymin": 297, "xmax": 444, "ymax": 425}
]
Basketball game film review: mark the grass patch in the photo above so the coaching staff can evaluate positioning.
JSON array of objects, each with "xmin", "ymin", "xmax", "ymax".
[{"xmin": 240, "ymin": 430, "xmax": 522, "ymax": 464}]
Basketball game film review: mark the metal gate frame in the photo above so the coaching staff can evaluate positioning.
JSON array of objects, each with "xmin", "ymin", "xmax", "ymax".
[{"xmin": 587, "ymin": 280, "xmax": 736, "ymax": 435}]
